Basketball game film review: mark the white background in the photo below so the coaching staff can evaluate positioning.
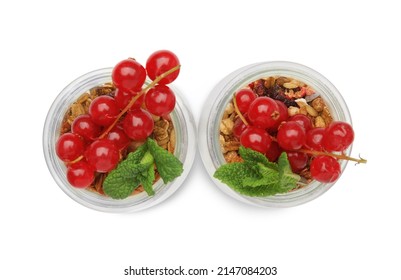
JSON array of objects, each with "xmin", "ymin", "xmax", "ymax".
[{"xmin": 1, "ymin": 1, "xmax": 400, "ymax": 279}]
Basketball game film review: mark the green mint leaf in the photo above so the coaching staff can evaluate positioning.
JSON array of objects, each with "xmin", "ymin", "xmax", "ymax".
[
  {"xmin": 126, "ymin": 143, "xmax": 148, "ymax": 164},
  {"xmin": 140, "ymin": 164, "xmax": 155, "ymax": 196},
  {"xmin": 213, "ymin": 147, "xmax": 300, "ymax": 197},
  {"xmin": 136, "ymin": 151, "xmax": 155, "ymax": 196},
  {"xmin": 278, "ymin": 152, "xmax": 292, "ymax": 175},
  {"xmin": 242, "ymin": 163, "xmax": 279, "ymax": 188},
  {"xmin": 236, "ymin": 184, "xmax": 283, "ymax": 197},
  {"xmin": 103, "ymin": 143, "xmax": 153, "ymax": 199},
  {"xmin": 103, "ymin": 167, "xmax": 140, "ymax": 199},
  {"xmin": 277, "ymin": 153, "xmax": 300, "ymax": 192},
  {"xmin": 239, "ymin": 146, "xmax": 278, "ymax": 171},
  {"xmin": 146, "ymin": 138, "xmax": 183, "ymax": 184},
  {"xmin": 214, "ymin": 162, "xmax": 282, "ymax": 196},
  {"xmin": 214, "ymin": 162, "xmax": 258, "ymax": 189},
  {"xmin": 103, "ymin": 138, "xmax": 184, "ymax": 199},
  {"xmin": 140, "ymin": 150, "xmax": 154, "ymax": 166}
]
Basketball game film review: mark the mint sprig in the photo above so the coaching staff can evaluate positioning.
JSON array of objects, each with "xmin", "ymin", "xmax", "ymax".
[
  {"xmin": 103, "ymin": 138, "xmax": 183, "ymax": 199},
  {"xmin": 213, "ymin": 146, "xmax": 300, "ymax": 197},
  {"xmin": 147, "ymin": 137, "xmax": 184, "ymax": 183}
]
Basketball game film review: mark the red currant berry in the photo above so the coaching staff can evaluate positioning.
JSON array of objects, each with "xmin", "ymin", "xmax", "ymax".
[
  {"xmin": 235, "ymin": 89, "xmax": 256, "ymax": 114},
  {"xmin": 233, "ymin": 117, "xmax": 247, "ymax": 139},
  {"xmin": 56, "ymin": 133, "xmax": 85, "ymax": 162},
  {"xmin": 287, "ymin": 151, "xmax": 309, "ymax": 173},
  {"xmin": 310, "ymin": 156, "xmax": 341, "ymax": 183},
  {"xmin": 71, "ymin": 114, "xmax": 101, "ymax": 141},
  {"xmin": 240, "ymin": 126, "xmax": 272, "ymax": 154},
  {"xmin": 248, "ymin": 97, "xmax": 280, "ymax": 129},
  {"xmin": 145, "ymin": 84, "xmax": 176, "ymax": 116},
  {"xmin": 107, "ymin": 126, "xmax": 130, "ymax": 150},
  {"xmin": 270, "ymin": 100, "xmax": 289, "ymax": 132},
  {"xmin": 323, "ymin": 121, "xmax": 354, "ymax": 152},
  {"xmin": 67, "ymin": 160, "xmax": 95, "ymax": 188},
  {"xmin": 289, "ymin": 114, "xmax": 312, "ymax": 131},
  {"xmin": 275, "ymin": 100, "xmax": 289, "ymax": 121},
  {"xmin": 85, "ymin": 139, "xmax": 119, "ymax": 173},
  {"xmin": 146, "ymin": 50, "xmax": 180, "ymax": 84},
  {"xmin": 277, "ymin": 121, "xmax": 306, "ymax": 151},
  {"xmin": 305, "ymin": 128, "xmax": 326, "ymax": 151},
  {"xmin": 114, "ymin": 88, "xmax": 144, "ymax": 110},
  {"xmin": 265, "ymin": 141, "xmax": 282, "ymax": 162},
  {"xmin": 89, "ymin": 95, "xmax": 119, "ymax": 126},
  {"xmin": 112, "ymin": 58, "xmax": 146, "ymax": 92},
  {"xmin": 123, "ymin": 109, "xmax": 154, "ymax": 140}
]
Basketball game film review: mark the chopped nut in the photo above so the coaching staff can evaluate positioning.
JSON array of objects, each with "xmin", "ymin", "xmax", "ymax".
[
  {"xmin": 295, "ymin": 98, "xmax": 308, "ymax": 108},
  {"xmin": 168, "ymin": 128, "xmax": 176, "ymax": 154},
  {"xmin": 294, "ymin": 89, "xmax": 306, "ymax": 98},
  {"xmin": 288, "ymin": 106, "xmax": 300, "ymax": 116},
  {"xmin": 93, "ymin": 83, "xmax": 115, "ymax": 96},
  {"xmin": 220, "ymin": 118, "xmax": 234, "ymax": 135},
  {"xmin": 229, "ymin": 112, "xmax": 236, "ymax": 121},
  {"xmin": 154, "ymin": 119, "xmax": 169, "ymax": 130},
  {"xmin": 305, "ymin": 86, "xmax": 315, "ymax": 95},
  {"xmin": 224, "ymin": 133, "xmax": 237, "ymax": 142},
  {"xmin": 311, "ymin": 97, "xmax": 325, "ymax": 112},
  {"xmin": 224, "ymin": 151, "xmax": 243, "ymax": 163},
  {"xmin": 154, "ymin": 119, "xmax": 171, "ymax": 146},
  {"xmin": 293, "ymin": 80, "xmax": 305, "ymax": 87},
  {"xmin": 275, "ymin": 76, "xmax": 291, "ymax": 86},
  {"xmin": 152, "ymin": 114, "xmax": 161, "ymax": 122},
  {"xmin": 299, "ymin": 106, "xmax": 308, "ymax": 115},
  {"xmin": 314, "ymin": 116, "xmax": 326, "ymax": 128},
  {"xmin": 77, "ymin": 93, "xmax": 90, "ymax": 104},
  {"xmin": 306, "ymin": 105, "xmax": 318, "ymax": 117},
  {"xmin": 157, "ymin": 137, "xmax": 169, "ymax": 146},
  {"xmin": 71, "ymin": 103, "xmax": 85, "ymax": 118},
  {"xmin": 83, "ymin": 102, "xmax": 91, "ymax": 112},
  {"xmin": 220, "ymin": 135, "xmax": 226, "ymax": 153},
  {"xmin": 283, "ymin": 82, "xmax": 298, "ymax": 89},
  {"xmin": 223, "ymin": 141, "xmax": 240, "ymax": 152},
  {"xmin": 60, "ymin": 121, "xmax": 71, "ymax": 134},
  {"xmin": 225, "ymin": 102, "xmax": 234, "ymax": 115},
  {"xmin": 285, "ymin": 89, "xmax": 295, "ymax": 98},
  {"xmin": 264, "ymin": 77, "xmax": 275, "ymax": 88},
  {"xmin": 154, "ymin": 127, "xmax": 169, "ymax": 145},
  {"xmin": 321, "ymin": 106, "xmax": 333, "ymax": 125}
]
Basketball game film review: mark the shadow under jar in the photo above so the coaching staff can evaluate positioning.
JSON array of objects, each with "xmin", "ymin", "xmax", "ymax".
[
  {"xmin": 199, "ymin": 61, "xmax": 352, "ymax": 207},
  {"xmin": 43, "ymin": 68, "xmax": 196, "ymax": 213}
]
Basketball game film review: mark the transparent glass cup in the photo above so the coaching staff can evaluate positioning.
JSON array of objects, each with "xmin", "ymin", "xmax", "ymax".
[
  {"xmin": 43, "ymin": 68, "xmax": 196, "ymax": 213},
  {"xmin": 199, "ymin": 61, "xmax": 352, "ymax": 207}
]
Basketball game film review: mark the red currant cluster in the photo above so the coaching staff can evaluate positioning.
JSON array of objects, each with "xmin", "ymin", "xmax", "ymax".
[
  {"xmin": 55, "ymin": 50, "xmax": 180, "ymax": 189},
  {"xmin": 233, "ymin": 88, "xmax": 355, "ymax": 183}
]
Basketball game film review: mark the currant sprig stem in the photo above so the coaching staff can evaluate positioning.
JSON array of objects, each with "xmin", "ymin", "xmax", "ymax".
[
  {"xmin": 70, "ymin": 155, "xmax": 84, "ymax": 164},
  {"xmin": 299, "ymin": 149, "xmax": 367, "ymax": 164},
  {"xmin": 233, "ymin": 94, "xmax": 249, "ymax": 126},
  {"xmin": 99, "ymin": 64, "xmax": 181, "ymax": 139}
]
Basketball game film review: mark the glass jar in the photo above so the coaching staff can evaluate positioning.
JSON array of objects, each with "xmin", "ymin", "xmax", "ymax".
[
  {"xmin": 43, "ymin": 68, "xmax": 196, "ymax": 213},
  {"xmin": 199, "ymin": 61, "xmax": 352, "ymax": 207}
]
